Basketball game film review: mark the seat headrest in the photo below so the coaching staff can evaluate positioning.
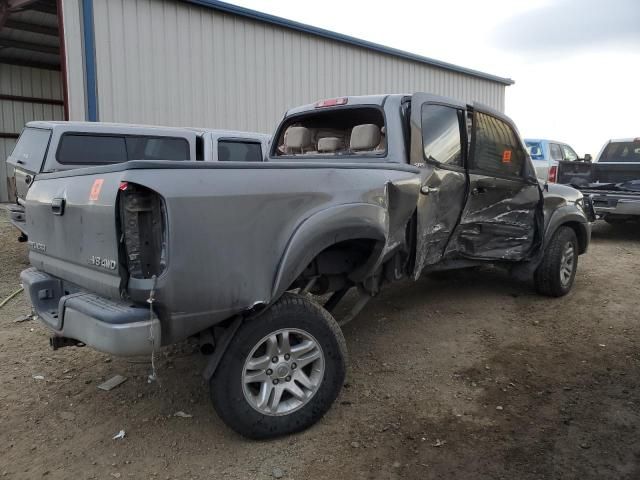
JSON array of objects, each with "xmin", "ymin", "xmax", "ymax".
[
  {"xmin": 284, "ymin": 127, "xmax": 312, "ymax": 150},
  {"xmin": 317, "ymin": 137, "xmax": 343, "ymax": 153},
  {"xmin": 350, "ymin": 124, "xmax": 381, "ymax": 151}
]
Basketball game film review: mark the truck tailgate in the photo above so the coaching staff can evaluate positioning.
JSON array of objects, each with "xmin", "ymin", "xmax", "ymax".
[
  {"xmin": 557, "ymin": 160, "xmax": 594, "ymax": 186},
  {"xmin": 25, "ymin": 171, "xmax": 123, "ymax": 299}
]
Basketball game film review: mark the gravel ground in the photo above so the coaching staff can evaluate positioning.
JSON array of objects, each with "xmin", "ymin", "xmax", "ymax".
[{"xmin": 1, "ymin": 207, "xmax": 639, "ymax": 480}]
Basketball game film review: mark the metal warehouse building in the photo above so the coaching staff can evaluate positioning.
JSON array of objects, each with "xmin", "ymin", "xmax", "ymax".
[{"xmin": 0, "ymin": 0, "xmax": 513, "ymax": 201}]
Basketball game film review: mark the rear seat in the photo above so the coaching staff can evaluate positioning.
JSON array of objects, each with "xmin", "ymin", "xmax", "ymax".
[
  {"xmin": 317, "ymin": 137, "xmax": 343, "ymax": 153},
  {"xmin": 350, "ymin": 124, "xmax": 381, "ymax": 153}
]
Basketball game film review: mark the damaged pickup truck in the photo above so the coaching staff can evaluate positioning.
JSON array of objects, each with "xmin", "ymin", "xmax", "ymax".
[{"xmin": 20, "ymin": 93, "xmax": 592, "ymax": 439}]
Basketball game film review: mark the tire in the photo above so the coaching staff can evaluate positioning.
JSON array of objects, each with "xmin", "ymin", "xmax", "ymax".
[
  {"xmin": 534, "ymin": 226, "xmax": 578, "ymax": 297},
  {"xmin": 210, "ymin": 293, "xmax": 347, "ymax": 439}
]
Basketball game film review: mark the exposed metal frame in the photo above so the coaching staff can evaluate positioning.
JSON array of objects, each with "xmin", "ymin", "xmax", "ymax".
[
  {"xmin": 183, "ymin": 0, "xmax": 514, "ymax": 86},
  {"xmin": 0, "ymin": 37, "xmax": 60, "ymax": 54},
  {"xmin": 0, "ymin": 93, "xmax": 64, "ymax": 105},
  {"xmin": 4, "ymin": 18, "xmax": 58, "ymax": 36},
  {"xmin": 0, "ymin": 55, "xmax": 60, "ymax": 69}
]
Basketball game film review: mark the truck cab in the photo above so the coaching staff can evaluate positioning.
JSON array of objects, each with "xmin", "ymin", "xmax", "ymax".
[{"xmin": 271, "ymin": 94, "xmax": 589, "ymax": 273}]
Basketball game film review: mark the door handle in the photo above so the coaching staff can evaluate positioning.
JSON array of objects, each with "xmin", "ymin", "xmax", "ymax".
[
  {"xmin": 420, "ymin": 186, "xmax": 439, "ymax": 195},
  {"xmin": 51, "ymin": 198, "xmax": 65, "ymax": 216},
  {"xmin": 471, "ymin": 186, "xmax": 487, "ymax": 196}
]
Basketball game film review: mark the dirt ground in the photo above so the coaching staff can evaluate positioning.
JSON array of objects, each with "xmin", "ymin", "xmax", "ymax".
[{"xmin": 1, "ymin": 207, "xmax": 639, "ymax": 480}]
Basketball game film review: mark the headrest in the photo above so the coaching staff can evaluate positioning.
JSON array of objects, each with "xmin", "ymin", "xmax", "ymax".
[
  {"xmin": 317, "ymin": 137, "xmax": 343, "ymax": 153},
  {"xmin": 284, "ymin": 127, "xmax": 312, "ymax": 150},
  {"xmin": 350, "ymin": 124, "xmax": 381, "ymax": 151}
]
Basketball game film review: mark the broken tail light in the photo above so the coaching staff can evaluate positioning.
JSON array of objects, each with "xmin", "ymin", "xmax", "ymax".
[
  {"xmin": 118, "ymin": 183, "xmax": 167, "ymax": 279},
  {"xmin": 548, "ymin": 165, "xmax": 558, "ymax": 183}
]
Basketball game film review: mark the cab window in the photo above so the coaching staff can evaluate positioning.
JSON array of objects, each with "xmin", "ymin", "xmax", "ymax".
[
  {"xmin": 274, "ymin": 107, "xmax": 385, "ymax": 157},
  {"xmin": 549, "ymin": 143, "xmax": 563, "ymax": 161},
  {"xmin": 561, "ymin": 144, "xmax": 578, "ymax": 161},
  {"xmin": 472, "ymin": 112, "xmax": 525, "ymax": 177},
  {"xmin": 218, "ymin": 140, "xmax": 263, "ymax": 162},
  {"xmin": 421, "ymin": 104, "xmax": 462, "ymax": 167}
]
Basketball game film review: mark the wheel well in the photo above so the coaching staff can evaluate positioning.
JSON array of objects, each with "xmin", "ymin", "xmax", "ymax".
[
  {"xmin": 291, "ymin": 238, "xmax": 380, "ymax": 294},
  {"xmin": 560, "ymin": 221, "xmax": 588, "ymax": 254}
]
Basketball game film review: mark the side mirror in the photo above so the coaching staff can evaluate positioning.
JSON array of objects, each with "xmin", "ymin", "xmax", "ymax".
[{"xmin": 583, "ymin": 154, "xmax": 592, "ymax": 163}]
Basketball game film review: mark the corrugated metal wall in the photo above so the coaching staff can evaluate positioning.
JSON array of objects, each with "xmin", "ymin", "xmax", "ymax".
[
  {"xmin": 91, "ymin": 0, "xmax": 505, "ymax": 132},
  {"xmin": 0, "ymin": 65, "xmax": 64, "ymax": 202}
]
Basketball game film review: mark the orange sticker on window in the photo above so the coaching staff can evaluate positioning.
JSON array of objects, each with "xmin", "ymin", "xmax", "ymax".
[
  {"xmin": 502, "ymin": 150, "xmax": 512, "ymax": 163},
  {"xmin": 89, "ymin": 179, "xmax": 104, "ymax": 201}
]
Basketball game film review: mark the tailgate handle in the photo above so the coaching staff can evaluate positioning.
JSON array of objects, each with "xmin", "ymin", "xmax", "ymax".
[{"xmin": 51, "ymin": 198, "xmax": 66, "ymax": 216}]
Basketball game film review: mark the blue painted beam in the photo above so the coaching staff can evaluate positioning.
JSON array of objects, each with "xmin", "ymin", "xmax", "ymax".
[{"xmin": 82, "ymin": 0, "xmax": 98, "ymax": 121}]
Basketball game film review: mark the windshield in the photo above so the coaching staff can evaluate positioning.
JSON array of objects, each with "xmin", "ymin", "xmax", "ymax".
[
  {"xmin": 9, "ymin": 127, "xmax": 52, "ymax": 172},
  {"xmin": 274, "ymin": 107, "xmax": 385, "ymax": 157},
  {"xmin": 525, "ymin": 141, "xmax": 545, "ymax": 160},
  {"xmin": 599, "ymin": 141, "xmax": 640, "ymax": 163}
]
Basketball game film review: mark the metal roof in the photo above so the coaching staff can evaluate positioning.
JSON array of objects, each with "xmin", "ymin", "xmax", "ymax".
[{"xmin": 183, "ymin": 0, "xmax": 514, "ymax": 86}]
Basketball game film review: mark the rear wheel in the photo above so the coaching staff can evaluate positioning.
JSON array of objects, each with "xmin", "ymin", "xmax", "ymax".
[
  {"xmin": 534, "ymin": 226, "xmax": 578, "ymax": 297},
  {"xmin": 210, "ymin": 293, "xmax": 347, "ymax": 439}
]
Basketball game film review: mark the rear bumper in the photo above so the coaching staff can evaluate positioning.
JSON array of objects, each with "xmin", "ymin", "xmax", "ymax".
[
  {"xmin": 588, "ymin": 193, "xmax": 640, "ymax": 217},
  {"xmin": 21, "ymin": 268, "xmax": 160, "ymax": 356}
]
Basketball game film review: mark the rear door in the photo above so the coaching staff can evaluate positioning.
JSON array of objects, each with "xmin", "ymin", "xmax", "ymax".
[
  {"xmin": 447, "ymin": 105, "xmax": 542, "ymax": 261},
  {"xmin": 6, "ymin": 127, "xmax": 52, "ymax": 203},
  {"xmin": 409, "ymin": 93, "xmax": 468, "ymax": 277}
]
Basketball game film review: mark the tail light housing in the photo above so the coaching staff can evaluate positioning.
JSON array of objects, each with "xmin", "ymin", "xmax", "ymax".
[
  {"xmin": 118, "ymin": 182, "xmax": 167, "ymax": 279},
  {"xmin": 315, "ymin": 97, "xmax": 348, "ymax": 108},
  {"xmin": 548, "ymin": 165, "xmax": 558, "ymax": 183}
]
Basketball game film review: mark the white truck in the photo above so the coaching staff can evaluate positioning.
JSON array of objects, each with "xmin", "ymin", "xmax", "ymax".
[{"xmin": 6, "ymin": 121, "xmax": 271, "ymax": 237}]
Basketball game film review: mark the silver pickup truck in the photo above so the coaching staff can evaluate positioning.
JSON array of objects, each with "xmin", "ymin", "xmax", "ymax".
[
  {"xmin": 6, "ymin": 121, "xmax": 270, "ymax": 237},
  {"xmin": 20, "ymin": 93, "xmax": 592, "ymax": 439}
]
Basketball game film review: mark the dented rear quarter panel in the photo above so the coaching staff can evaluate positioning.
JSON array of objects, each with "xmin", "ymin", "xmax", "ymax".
[{"xmin": 124, "ymin": 163, "xmax": 420, "ymax": 342}]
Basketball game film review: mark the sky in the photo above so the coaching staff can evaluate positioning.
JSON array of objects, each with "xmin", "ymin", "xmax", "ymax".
[{"xmin": 231, "ymin": 0, "xmax": 640, "ymax": 157}]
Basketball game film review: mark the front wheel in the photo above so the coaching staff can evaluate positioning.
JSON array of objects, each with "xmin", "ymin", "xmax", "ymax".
[
  {"xmin": 534, "ymin": 226, "xmax": 579, "ymax": 297},
  {"xmin": 210, "ymin": 293, "xmax": 347, "ymax": 439}
]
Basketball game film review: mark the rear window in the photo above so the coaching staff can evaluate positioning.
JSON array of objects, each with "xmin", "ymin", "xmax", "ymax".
[
  {"xmin": 599, "ymin": 141, "xmax": 640, "ymax": 163},
  {"xmin": 274, "ymin": 107, "xmax": 385, "ymax": 157},
  {"xmin": 218, "ymin": 140, "xmax": 263, "ymax": 162},
  {"xmin": 10, "ymin": 127, "xmax": 52, "ymax": 171},
  {"xmin": 525, "ymin": 141, "xmax": 545, "ymax": 160},
  {"xmin": 56, "ymin": 134, "xmax": 189, "ymax": 165}
]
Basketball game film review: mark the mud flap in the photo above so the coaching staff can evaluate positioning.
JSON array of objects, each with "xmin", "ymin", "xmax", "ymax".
[{"xmin": 202, "ymin": 316, "xmax": 243, "ymax": 380}]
